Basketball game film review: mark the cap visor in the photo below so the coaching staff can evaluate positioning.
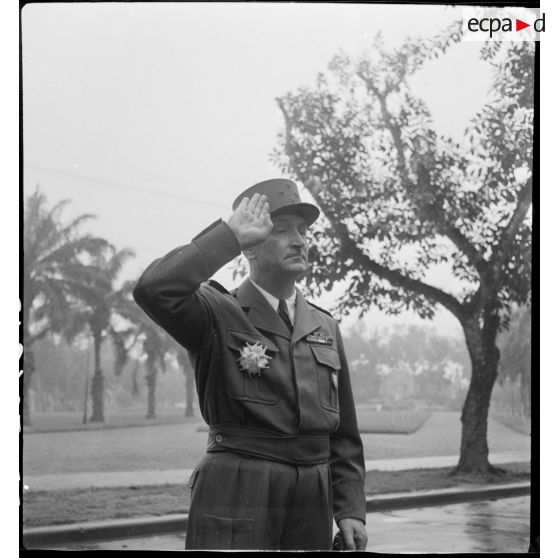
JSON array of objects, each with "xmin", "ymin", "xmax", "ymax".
[{"xmin": 271, "ymin": 203, "xmax": 320, "ymax": 225}]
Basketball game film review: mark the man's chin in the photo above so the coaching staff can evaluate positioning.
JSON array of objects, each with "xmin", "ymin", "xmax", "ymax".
[
  {"xmin": 284, "ymin": 262, "xmax": 308, "ymax": 278},
  {"xmin": 277, "ymin": 259, "xmax": 307, "ymax": 275}
]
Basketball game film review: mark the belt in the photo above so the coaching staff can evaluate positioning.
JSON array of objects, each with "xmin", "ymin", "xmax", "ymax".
[{"xmin": 207, "ymin": 425, "xmax": 331, "ymax": 465}]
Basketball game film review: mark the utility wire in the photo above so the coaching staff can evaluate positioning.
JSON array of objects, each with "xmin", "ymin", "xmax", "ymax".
[
  {"xmin": 24, "ymin": 163, "xmax": 230, "ymax": 210},
  {"xmin": 28, "ymin": 146, "xmax": 214, "ymax": 193}
]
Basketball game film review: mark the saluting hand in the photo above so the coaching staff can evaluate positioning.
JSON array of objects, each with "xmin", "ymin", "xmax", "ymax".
[{"xmin": 227, "ymin": 193, "xmax": 273, "ymax": 250}]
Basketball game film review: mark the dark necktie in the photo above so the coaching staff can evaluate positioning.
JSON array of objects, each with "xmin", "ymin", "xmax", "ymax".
[{"xmin": 277, "ymin": 299, "xmax": 293, "ymax": 334}]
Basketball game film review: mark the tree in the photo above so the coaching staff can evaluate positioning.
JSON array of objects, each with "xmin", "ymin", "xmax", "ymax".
[
  {"xmin": 273, "ymin": 24, "xmax": 532, "ymax": 475},
  {"xmin": 380, "ymin": 325, "xmax": 469, "ymax": 407},
  {"xmin": 118, "ymin": 281, "xmax": 175, "ymax": 419},
  {"xmin": 141, "ymin": 332, "xmax": 170, "ymax": 419},
  {"xmin": 66, "ymin": 247, "xmax": 136, "ymax": 422},
  {"xmin": 341, "ymin": 326, "xmax": 382, "ymax": 405},
  {"xmin": 173, "ymin": 340, "xmax": 196, "ymax": 417},
  {"xmin": 22, "ymin": 187, "xmax": 109, "ymax": 425},
  {"xmin": 30, "ymin": 336, "xmax": 91, "ymax": 412}
]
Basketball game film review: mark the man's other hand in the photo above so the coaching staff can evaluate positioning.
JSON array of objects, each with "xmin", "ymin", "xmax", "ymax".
[
  {"xmin": 338, "ymin": 517, "xmax": 368, "ymax": 551},
  {"xmin": 227, "ymin": 193, "xmax": 273, "ymax": 250}
]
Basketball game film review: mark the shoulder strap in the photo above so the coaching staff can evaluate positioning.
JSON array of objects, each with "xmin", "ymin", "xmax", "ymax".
[
  {"xmin": 307, "ymin": 300, "xmax": 334, "ymax": 318},
  {"xmin": 206, "ymin": 279, "xmax": 231, "ymax": 295}
]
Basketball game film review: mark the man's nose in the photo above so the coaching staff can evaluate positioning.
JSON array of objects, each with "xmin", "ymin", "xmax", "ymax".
[{"xmin": 290, "ymin": 229, "xmax": 306, "ymax": 246}]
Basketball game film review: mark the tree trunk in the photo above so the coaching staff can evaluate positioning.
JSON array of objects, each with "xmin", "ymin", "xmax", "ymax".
[
  {"xmin": 453, "ymin": 320, "xmax": 501, "ymax": 476},
  {"xmin": 22, "ymin": 329, "xmax": 35, "ymax": 426},
  {"xmin": 177, "ymin": 352, "xmax": 195, "ymax": 417},
  {"xmin": 185, "ymin": 367, "xmax": 195, "ymax": 417},
  {"xmin": 89, "ymin": 333, "xmax": 105, "ymax": 423},
  {"xmin": 22, "ymin": 360, "xmax": 34, "ymax": 426},
  {"xmin": 521, "ymin": 374, "xmax": 531, "ymax": 418},
  {"xmin": 146, "ymin": 367, "xmax": 157, "ymax": 419}
]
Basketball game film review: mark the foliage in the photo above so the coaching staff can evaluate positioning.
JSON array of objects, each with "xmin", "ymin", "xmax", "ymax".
[
  {"xmin": 272, "ymin": 28, "xmax": 532, "ymax": 325},
  {"xmin": 272, "ymin": 23, "xmax": 533, "ymax": 474},
  {"xmin": 344, "ymin": 324, "xmax": 469, "ymax": 408},
  {"xmin": 23, "ymin": 188, "xmax": 193, "ymax": 420},
  {"xmin": 26, "ymin": 336, "xmax": 188, "ymax": 414},
  {"xmin": 116, "ymin": 280, "xmax": 180, "ymax": 417},
  {"xmin": 63, "ymin": 249, "xmax": 137, "ymax": 373},
  {"xmin": 58, "ymin": 243, "xmax": 137, "ymax": 421},
  {"xmin": 117, "ymin": 281, "xmax": 174, "ymax": 377},
  {"xmin": 23, "ymin": 187, "xmax": 112, "ymax": 424},
  {"xmin": 27, "ymin": 337, "xmax": 89, "ymax": 413},
  {"xmin": 23, "ymin": 187, "xmax": 109, "ymax": 345}
]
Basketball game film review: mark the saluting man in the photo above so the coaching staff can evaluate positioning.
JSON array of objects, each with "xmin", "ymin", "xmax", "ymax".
[{"xmin": 133, "ymin": 179, "xmax": 367, "ymax": 550}]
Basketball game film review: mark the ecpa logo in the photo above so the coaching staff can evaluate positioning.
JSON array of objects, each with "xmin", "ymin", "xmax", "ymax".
[{"xmin": 463, "ymin": 7, "xmax": 545, "ymax": 42}]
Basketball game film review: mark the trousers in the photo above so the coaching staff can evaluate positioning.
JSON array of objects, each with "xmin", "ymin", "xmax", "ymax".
[{"xmin": 185, "ymin": 451, "xmax": 334, "ymax": 550}]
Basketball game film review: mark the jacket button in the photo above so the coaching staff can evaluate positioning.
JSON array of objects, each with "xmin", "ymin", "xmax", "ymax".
[{"xmin": 215, "ymin": 434, "xmax": 223, "ymax": 443}]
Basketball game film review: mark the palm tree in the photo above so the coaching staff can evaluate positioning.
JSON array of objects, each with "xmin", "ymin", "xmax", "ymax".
[
  {"xmin": 116, "ymin": 280, "xmax": 173, "ymax": 419},
  {"xmin": 172, "ymin": 340, "xmax": 196, "ymax": 417},
  {"xmin": 143, "ymin": 333, "xmax": 171, "ymax": 419},
  {"xmin": 73, "ymin": 247, "xmax": 136, "ymax": 423},
  {"xmin": 23, "ymin": 187, "xmax": 109, "ymax": 425}
]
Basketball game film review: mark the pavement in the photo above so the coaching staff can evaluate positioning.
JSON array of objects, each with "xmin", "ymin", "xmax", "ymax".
[
  {"xmin": 21, "ymin": 451, "xmax": 533, "ymax": 551},
  {"xmin": 23, "ymin": 494, "xmax": 532, "ymax": 552},
  {"xmin": 22, "ymin": 450, "xmax": 531, "ymax": 492}
]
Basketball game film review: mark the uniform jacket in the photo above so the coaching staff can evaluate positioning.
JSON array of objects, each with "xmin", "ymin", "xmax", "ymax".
[{"xmin": 133, "ymin": 219, "xmax": 366, "ymax": 523}]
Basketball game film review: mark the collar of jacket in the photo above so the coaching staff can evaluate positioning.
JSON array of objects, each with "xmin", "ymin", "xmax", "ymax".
[{"xmin": 235, "ymin": 278, "xmax": 323, "ymax": 343}]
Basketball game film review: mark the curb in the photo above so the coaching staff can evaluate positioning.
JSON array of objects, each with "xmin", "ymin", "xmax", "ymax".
[
  {"xmin": 366, "ymin": 481, "xmax": 530, "ymax": 512},
  {"xmin": 23, "ymin": 514, "xmax": 189, "ymax": 546},
  {"xmin": 22, "ymin": 482, "xmax": 530, "ymax": 547}
]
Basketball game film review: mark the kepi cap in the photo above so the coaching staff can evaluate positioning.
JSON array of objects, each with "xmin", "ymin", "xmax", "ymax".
[{"xmin": 232, "ymin": 179, "xmax": 320, "ymax": 225}]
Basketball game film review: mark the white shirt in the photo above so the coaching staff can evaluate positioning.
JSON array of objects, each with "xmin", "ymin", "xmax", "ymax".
[{"xmin": 250, "ymin": 279, "xmax": 296, "ymax": 325}]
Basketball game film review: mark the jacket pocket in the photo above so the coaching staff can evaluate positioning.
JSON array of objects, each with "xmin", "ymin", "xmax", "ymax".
[
  {"xmin": 198, "ymin": 514, "xmax": 255, "ymax": 549},
  {"xmin": 226, "ymin": 329, "xmax": 279, "ymax": 404},
  {"xmin": 187, "ymin": 465, "xmax": 200, "ymax": 492},
  {"xmin": 310, "ymin": 345, "xmax": 341, "ymax": 412}
]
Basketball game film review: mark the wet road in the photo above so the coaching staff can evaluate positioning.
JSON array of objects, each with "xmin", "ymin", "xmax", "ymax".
[{"xmin": 37, "ymin": 495, "xmax": 531, "ymax": 553}]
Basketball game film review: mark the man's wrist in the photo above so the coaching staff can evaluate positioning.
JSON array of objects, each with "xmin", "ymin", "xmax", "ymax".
[
  {"xmin": 338, "ymin": 517, "xmax": 365, "ymax": 527},
  {"xmin": 225, "ymin": 217, "xmax": 243, "ymax": 247},
  {"xmin": 192, "ymin": 219, "xmax": 242, "ymax": 274}
]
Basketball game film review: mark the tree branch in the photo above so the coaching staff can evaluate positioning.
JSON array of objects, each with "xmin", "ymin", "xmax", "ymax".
[
  {"xmin": 414, "ymin": 166, "xmax": 489, "ymax": 276},
  {"xmin": 278, "ymin": 97, "xmax": 466, "ymax": 321},
  {"xmin": 357, "ymin": 75, "xmax": 410, "ymax": 185},
  {"xmin": 490, "ymin": 178, "xmax": 532, "ymax": 268},
  {"xmin": 468, "ymin": 178, "xmax": 532, "ymax": 311},
  {"xmin": 357, "ymin": 71, "xmax": 488, "ymax": 277},
  {"xmin": 330, "ymin": 217, "xmax": 466, "ymax": 321}
]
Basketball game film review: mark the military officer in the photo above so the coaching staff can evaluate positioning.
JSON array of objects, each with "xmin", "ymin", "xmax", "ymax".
[{"xmin": 133, "ymin": 179, "xmax": 367, "ymax": 550}]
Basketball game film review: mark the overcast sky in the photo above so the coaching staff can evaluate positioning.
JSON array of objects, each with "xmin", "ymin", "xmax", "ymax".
[{"xmin": 21, "ymin": 2, "xmax": 497, "ymax": 336}]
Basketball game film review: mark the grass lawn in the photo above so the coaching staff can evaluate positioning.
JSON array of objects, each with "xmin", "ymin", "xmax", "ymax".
[
  {"xmin": 23, "ymin": 412, "xmax": 531, "ymax": 477},
  {"xmin": 22, "ymin": 462, "xmax": 530, "ymax": 528},
  {"xmin": 491, "ymin": 413, "xmax": 531, "ymax": 436},
  {"xmin": 23, "ymin": 409, "xmax": 194, "ymax": 434},
  {"xmin": 357, "ymin": 410, "xmax": 432, "ymax": 434}
]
